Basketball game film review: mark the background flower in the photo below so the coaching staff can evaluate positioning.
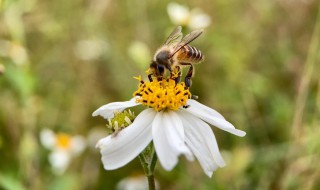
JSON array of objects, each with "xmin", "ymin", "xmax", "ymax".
[
  {"xmin": 40, "ymin": 129, "xmax": 86, "ymax": 175},
  {"xmin": 167, "ymin": 3, "xmax": 211, "ymax": 29},
  {"xmin": 116, "ymin": 174, "xmax": 160, "ymax": 190}
]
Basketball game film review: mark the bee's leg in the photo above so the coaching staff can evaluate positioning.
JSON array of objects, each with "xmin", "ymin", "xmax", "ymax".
[
  {"xmin": 165, "ymin": 63, "xmax": 172, "ymax": 73},
  {"xmin": 148, "ymin": 74, "xmax": 153, "ymax": 82},
  {"xmin": 148, "ymin": 62, "xmax": 157, "ymax": 82},
  {"xmin": 176, "ymin": 66, "xmax": 182, "ymax": 84},
  {"xmin": 170, "ymin": 66, "xmax": 181, "ymax": 84},
  {"xmin": 156, "ymin": 64, "xmax": 165, "ymax": 81},
  {"xmin": 181, "ymin": 62, "xmax": 194, "ymax": 88}
]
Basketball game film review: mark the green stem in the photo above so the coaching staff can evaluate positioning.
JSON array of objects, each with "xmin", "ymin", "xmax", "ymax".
[
  {"xmin": 149, "ymin": 149, "xmax": 158, "ymax": 173},
  {"xmin": 147, "ymin": 174, "xmax": 156, "ymax": 190},
  {"xmin": 291, "ymin": 1, "xmax": 320, "ymax": 138},
  {"xmin": 139, "ymin": 143, "xmax": 158, "ymax": 190}
]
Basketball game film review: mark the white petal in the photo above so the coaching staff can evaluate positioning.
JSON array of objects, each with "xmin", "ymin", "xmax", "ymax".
[
  {"xmin": 117, "ymin": 175, "xmax": 149, "ymax": 190},
  {"xmin": 185, "ymin": 100, "xmax": 246, "ymax": 137},
  {"xmin": 167, "ymin": 2, "xmax": 190, "ymax": 25},
  {"xmin": 92, "ymin": 97, "xmax": 140, "ymax": 119},
  {"xmin": 189, "ymin": 10, "xmax": 211, "ymax": 29},
  {"xmin": 70, "ymin": 136, "xmax": 86, "ymax": 155},
  {"xmin": 40, "ymin": 129, "xmax": 56, "ymax": 150},
  {"xmin": 152, "ymin": 111, "xmax": 193, "ymax": 171},
  {"xmin": 186, "ymin": 99, "xmax": 225, "ymax": 120},
  {"xmin": 49, "ymin": 149, "xmax": 70, "ymax": 175},
  {"xmin": 96, "ymin": 108, "xmax": 155, "ymax": 170},
  {"xmin": 179, "ymin": 110, "xmax": 226, "ymax": 177}
]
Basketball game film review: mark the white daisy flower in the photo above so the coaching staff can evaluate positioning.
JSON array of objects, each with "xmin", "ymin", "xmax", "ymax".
[
  {"xmin": 167, "ymin": 3, "xmax": 211, "ymax": 30},
  {"xmin": 40, "ymin": 129, "xmax": 86, "ymax": 175},
  {"xmin": 93, "ymin": 77, "xmax": 246, "ymax": 177}
]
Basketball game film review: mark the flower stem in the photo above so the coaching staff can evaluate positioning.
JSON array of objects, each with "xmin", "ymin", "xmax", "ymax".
[
  {"xmin": 291, "ymin": 1, "xmax": 320, "ymax": 139},
  {"xmin": 147, "ymin": 173, "xmax": 156, "ymax": 190},
  {"xmin": 139, "ymin": 143, "xmax": 158, "ymax": 190}
]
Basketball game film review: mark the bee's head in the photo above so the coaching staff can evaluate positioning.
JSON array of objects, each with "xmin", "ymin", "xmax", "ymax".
[{"xmin": 155, "ymin": 50, "xmax": 170, "ymax": 65}]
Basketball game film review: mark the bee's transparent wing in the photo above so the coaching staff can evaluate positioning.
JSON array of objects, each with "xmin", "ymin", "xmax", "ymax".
[
  {"xmin": 164, "ymin": 26, "xmax": 183, "ymax": 46},
  {"xmin": 170, "ymin": 28, "xmax": 203, "ymax": 57}
]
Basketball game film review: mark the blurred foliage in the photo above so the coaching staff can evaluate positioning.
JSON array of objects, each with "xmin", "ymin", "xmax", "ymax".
[{"xmin": 1, "ymin": 0, "xmax": 320, "ymax": 189}]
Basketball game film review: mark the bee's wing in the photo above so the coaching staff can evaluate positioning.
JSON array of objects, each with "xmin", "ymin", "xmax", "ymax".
[
  {"xmin": 164, "ymin": 26, "xmax": 183, "ymax": 46},
  {"xmin": 170, "ymin": 28, "xmax": 203, "ymax": 57}
]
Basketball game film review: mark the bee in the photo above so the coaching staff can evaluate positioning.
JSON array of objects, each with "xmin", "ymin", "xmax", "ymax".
[{"xmin": 148, "ymin": 26, "xmax": 204, "ymax": 87}]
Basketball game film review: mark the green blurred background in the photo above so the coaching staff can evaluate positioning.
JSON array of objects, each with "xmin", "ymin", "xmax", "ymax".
[{"xmin": 1, "ymin": 0, "xmax": 320, "ymax": 189}]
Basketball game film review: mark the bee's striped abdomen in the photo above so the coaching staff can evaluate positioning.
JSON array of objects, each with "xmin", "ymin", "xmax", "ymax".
[{"xmin": 180, "ymin": 45, "xmax": 204, "ymax": 63}]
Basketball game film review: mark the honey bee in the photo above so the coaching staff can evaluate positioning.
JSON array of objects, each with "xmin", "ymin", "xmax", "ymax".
[{"xmin": 148, "ymin": 26, "xmax": 204, "ymax": 87}]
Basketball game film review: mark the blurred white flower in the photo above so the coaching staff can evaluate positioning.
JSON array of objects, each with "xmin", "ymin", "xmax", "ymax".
[
  {"xmin": 189, "ymin": 9, "xmax": 212, "ymax": 30},
  {"xmin": 117, "ymin": 175, "xmax": 160, "ymax": 190},
  {"xmin": 127, "ymin": 41, "xmax": 151, "ymax": 70},
  {"xmin": 116, "ymin": 175, "xmax": 159, "ymax": 190},
  {"xmin": 0, "ymin": 40, "xmax": 29, "ymax": 65},
  {"xmin": 117, "ymin": 176, "xmax": 147, "ymax": 190},
  {"xmin": 74, "ymin": 39, "xmax": 109, "ymax": 61},
  {"xmin": 40, "ymin": 129, "xmax": 86, "ymax": 175},
  {"xmin": 167, "ymin": 3, "xmax": 211, "ymax": 30},
  {"xmin": 167, "ymin": 3, "xmax": 190, "ymax": 26},
  {"xmin": 10, "ymin": 42, "xmax": 29, "ymax": 65},
  {"xmin": 87, "ymin": 127, "xmax": 109, "ymax": 149},
  {"xmin": 0, "ymin": 64, "xmax": 5, "ymax": 75}
]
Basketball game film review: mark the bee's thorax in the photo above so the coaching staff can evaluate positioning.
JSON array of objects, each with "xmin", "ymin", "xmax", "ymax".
[{"xmin": 155, "ymin": 49, "xmax": 170, "ymax": 65}]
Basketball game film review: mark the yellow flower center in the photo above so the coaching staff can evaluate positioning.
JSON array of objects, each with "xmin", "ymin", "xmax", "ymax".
[
  {"xmin": 107, "ymin": 110, "xmax": 135, "ymax": 133},
  {"xmin": 56, "ymin": 133, "xmax": 71, "ymax": 149},
  {"xmin": 133, "ymin": 76, "xmax": 191, "ymax": 111}
]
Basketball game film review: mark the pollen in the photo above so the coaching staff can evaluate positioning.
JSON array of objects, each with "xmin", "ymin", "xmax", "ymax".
[
  {"xmin": 56, "ymin": 133, "xmax": 71, "ymax": 149},
  {"xmin": 133, "ymin": 77, "xmax": 191, "ymax": 111}
]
